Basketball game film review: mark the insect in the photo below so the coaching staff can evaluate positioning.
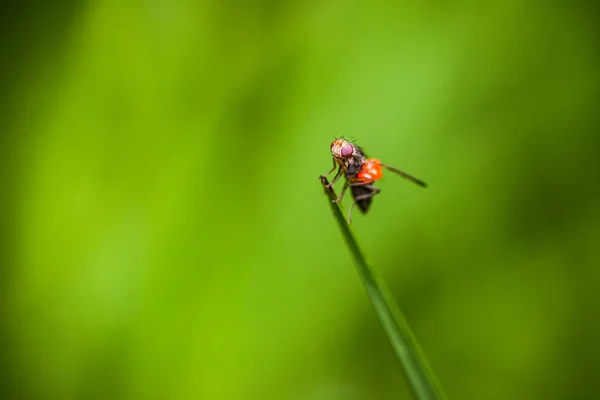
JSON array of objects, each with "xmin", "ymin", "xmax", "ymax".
[{"xmin": 321, "ymin": 138, "xmax": 427, "ymax": 223}]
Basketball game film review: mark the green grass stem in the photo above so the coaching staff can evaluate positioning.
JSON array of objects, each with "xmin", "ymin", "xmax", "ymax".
[{"xmin": 320, "ymin": 176, "xmax": 447, "ymax": 400}]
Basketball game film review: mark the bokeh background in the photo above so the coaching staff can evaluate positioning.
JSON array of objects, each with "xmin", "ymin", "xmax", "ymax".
[{"xmin": 2, "ymin": 1, "xmax": 599, "ymax": 399}]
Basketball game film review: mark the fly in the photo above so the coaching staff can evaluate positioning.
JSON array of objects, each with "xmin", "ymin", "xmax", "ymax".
[{"xmin": 320, "ymin": 138, "xmax": 427, "ymax": 223}]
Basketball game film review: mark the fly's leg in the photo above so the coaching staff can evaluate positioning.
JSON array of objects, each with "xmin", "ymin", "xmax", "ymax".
[
  {"xmin": 320, "ymin": 158, "xmax": 342, "ymax": 189},
  {"xmin": 326, "ymin": 167, "xmax": 343, "ymax": 188},
  {"xmin": 332, "ymin": 181, "xmax": 349, "ymax": 203},
  {"xmin": 319, "ymin": 158, "xmax": 337, "ymax": 179},
  {"xmin": 347, "ymin": 183, "xmax": 381, "ymax": 224}
]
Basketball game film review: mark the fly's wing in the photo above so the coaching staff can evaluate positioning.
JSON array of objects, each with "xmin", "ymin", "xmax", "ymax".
[
  {"xmin": 353, "ymin": 144, "xmax": 367, "ymax": 158},
  {"xmin": 345, "ymin": 158, "xmax": 363, "ymax": 176},
  {"xmin": 381, "ymin": 163, "xmax": 427, "ymax": 187},
  {"xmin": 351, "ymin": 184, "xmax": 374, "ymax": 214}
]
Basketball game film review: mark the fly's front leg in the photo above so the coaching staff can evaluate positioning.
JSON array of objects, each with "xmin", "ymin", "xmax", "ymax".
[
  {"xmin": 332, "ymin": 181, "xmax": 349, "ymax": 203},
  {"xmin": 347, "ymin": 182, "xmax": 381, "ymax": 224},
  {"xmin": 327, "ymin": 167, "xmax": 344, "ymax": 189},
  {"xmin": 319, "ymin": 158, "xmax": 337, "ymax": 180}
]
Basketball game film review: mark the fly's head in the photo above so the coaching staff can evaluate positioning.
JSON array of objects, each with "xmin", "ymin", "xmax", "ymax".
[
  {"xmin": 330, "ymin": 138, "xmax": 356, "ymax": 160},
  {"xmin": 330, "ymin": 138, "xmax": 366, "ymax": 177}
]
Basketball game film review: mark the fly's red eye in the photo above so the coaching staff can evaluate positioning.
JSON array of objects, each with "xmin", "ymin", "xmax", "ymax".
[{"xmin": 341, "ymin": 144, "xmax": 354, "ymax": 157}]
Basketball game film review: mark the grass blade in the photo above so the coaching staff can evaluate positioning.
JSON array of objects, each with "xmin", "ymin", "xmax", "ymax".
[{"xmin": 320, "ymin": 176, "xmax": 447, "ymax": 400}]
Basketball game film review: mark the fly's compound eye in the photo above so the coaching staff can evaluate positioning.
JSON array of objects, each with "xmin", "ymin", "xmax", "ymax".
[{"xmin": 341, "ymin": 144, "xmax": 354, "ymax": 157}]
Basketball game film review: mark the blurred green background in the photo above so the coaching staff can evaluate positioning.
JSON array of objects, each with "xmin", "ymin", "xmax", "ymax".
[{"xmin": 1, "ymin": 1, "xmax": 599, "ymax": 399}]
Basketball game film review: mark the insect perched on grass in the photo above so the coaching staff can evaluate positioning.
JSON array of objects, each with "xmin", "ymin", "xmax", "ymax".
[{"xmin": 320, "ymin": 138, "xmax": 427, "ymax": 223}]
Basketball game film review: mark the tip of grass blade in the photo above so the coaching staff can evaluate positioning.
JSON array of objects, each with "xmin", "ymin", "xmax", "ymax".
[
  {"xmin": 319, "ymin": 176, "xmax": 447, "ymax": 400},
  {"xmin": 319, "ymin": 175, "xmax": 336, "ymax": 199}
]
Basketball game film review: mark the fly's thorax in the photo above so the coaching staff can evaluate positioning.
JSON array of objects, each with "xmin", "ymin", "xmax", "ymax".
[{"xmin": 344, "ymin": 157, "xmax": 364, "ymax": 177}]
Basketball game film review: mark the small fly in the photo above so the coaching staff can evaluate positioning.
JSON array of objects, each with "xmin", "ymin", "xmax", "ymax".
[{"xmin": 320, "ymin": 138, "xmax": 427, "ymax": 223}]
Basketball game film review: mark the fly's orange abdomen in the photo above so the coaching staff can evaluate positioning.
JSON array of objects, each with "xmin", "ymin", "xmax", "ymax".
[{"xmin": 356, "ymin": 158, "xmax": 383, "ymax": 182}]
